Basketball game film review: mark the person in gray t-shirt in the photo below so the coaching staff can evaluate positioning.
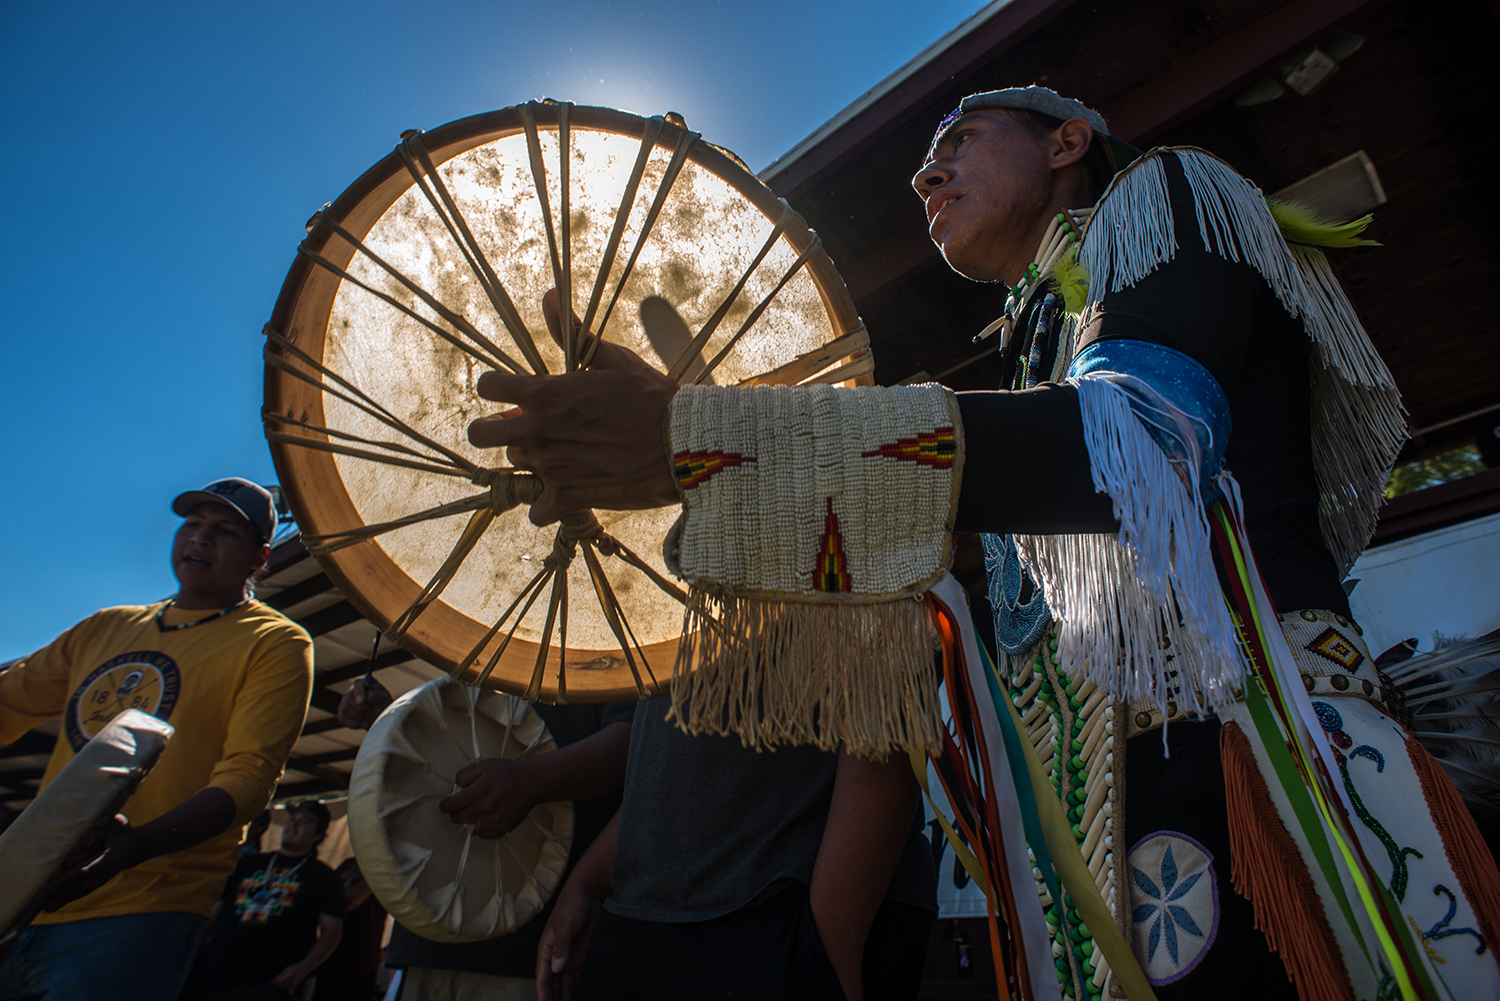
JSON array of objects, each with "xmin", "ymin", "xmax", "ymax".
[{"xmin": 537, "ymin": 695, "xmax": 938, "ymax": 1001}]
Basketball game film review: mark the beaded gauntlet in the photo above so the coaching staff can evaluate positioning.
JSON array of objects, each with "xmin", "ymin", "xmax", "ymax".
[{"xmin": 664, "ymin": 382, "xmax": 963, "ymax": 754}]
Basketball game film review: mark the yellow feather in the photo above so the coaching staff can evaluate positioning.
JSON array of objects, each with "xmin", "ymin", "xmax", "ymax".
[
  {"xmin": 1266, "ymin": 197, "xmax": 1380, "ymax": 248},
  {"xmin": 1051, "ymin": 245, "xmax": 1090, "ymax": 314}
]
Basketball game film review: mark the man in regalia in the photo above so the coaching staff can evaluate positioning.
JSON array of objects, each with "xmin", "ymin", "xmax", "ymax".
[{"xmin": 468, "ymin": 88, "xmax": 1500, "ymax": 1000}]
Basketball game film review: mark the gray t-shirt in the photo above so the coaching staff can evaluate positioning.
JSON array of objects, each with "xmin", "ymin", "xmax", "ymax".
[{"xmin": 606, "ymin": 696, "xmax": 938, "ymax": 922}]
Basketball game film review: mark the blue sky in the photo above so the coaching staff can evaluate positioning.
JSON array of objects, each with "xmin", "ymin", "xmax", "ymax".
[{"xmin": 0, "ymin": 0, "xmax": 981, "ymax": 659}]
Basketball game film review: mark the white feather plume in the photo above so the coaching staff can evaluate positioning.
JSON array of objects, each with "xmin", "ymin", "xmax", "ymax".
[{"xmin": 1386, "ymin": 630, "xmax": 1500, "ymax": 832}]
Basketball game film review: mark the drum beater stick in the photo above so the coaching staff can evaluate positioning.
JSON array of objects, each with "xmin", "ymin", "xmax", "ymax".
[{"xmin": 362, "ymin": 630, "xmax": 380, "ymax": 694}]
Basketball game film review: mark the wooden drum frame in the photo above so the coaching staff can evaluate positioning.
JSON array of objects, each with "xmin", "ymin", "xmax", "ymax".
[{"xmin": 265, "ymin": 102, "xmax": 867, "ymax": 703}]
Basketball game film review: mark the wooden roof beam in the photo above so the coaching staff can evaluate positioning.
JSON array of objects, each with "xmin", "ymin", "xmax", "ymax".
[
  {"xmin": 0, "ymin": 767, "xmax": 43, "ymax": 792},
  {"xmin": 316, "ymin": 649, "xmax": 418, "ymax": 686},
  {"xmin": 1103, "ymin": 0, "xmax": 1389, "ymax": 143},
  {"xmin": 0, "ymin": 732, "xmax": 54, "ymax": 761},
  {"xmin": 288, "ymin": 746, "xmax": 359, "ymax": 770},
  {"xmin": 301, "ymin": 716, "xmax": 346, "ymax": 736}
]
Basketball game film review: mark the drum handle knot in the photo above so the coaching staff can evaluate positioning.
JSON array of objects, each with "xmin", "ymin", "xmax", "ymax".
[
  {"xmin": 471, "ymin": 469, "xmax": 543, "ymax": 514},
  {"xmin": 556, "ymin": 512, "xmax": 603, "ymax": 547}
]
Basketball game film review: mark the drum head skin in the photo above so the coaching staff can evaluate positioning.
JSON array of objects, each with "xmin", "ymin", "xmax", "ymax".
[
  {"xmin": 346, "ymin": 678, "xmax": 573, "ymax": 943},
  {"xmin": 0, "ymin": 709, "xmax": 173, "ymax": 945},
  {"xmin": 265, "ymin": 103, "xmax": 866, "ymax": 702}
]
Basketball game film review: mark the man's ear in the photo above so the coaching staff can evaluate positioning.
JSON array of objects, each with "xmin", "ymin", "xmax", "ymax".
[
  {"xmin": 245, "ymin": 545, "xmax": 271, "ymax": 594},
  {"xmin": 1050, "ymin": 118, "xmax": 1093, "ymax": 170}
]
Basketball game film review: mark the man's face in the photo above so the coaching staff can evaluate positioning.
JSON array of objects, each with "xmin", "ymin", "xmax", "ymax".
[
  {"xmin": 279, "ymin": 810, "xmax": 321, "ymax": 856},
  {"xmin": 171, "ymin": 503, "xmax": 266, "ymax": 597},
  {"xmin": 912, "ymin": 110, "xmax": 1056, "ymax": 284}
]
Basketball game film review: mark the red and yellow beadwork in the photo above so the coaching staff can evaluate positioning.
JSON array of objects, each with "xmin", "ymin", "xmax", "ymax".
[
  {"xmin": 815, "ymin": 498, "xmax": 852, "ymax": 592},
  {"xmin": 861, "ymin": 426, "xmax": 957, "ymax": 469},
  {"xmin": 673, "ymin": 449, "xmax": 755, "ymax": 491},
  {"xmin": 1306, "ymin": 626, "xmax": 1365, "ymax": 673}
]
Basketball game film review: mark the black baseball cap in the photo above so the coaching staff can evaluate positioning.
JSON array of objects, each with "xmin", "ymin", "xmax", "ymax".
[
  {"xmin": 291, "ymin": 800, "xmax": 332, "ymax": 835},
  {"xmin": 172, "ymin": 477, "xmax": 277, "ymax": 543}
]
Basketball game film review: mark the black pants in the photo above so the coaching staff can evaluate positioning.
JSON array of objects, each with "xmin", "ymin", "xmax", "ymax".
[
  {"xmin": 1127, "ymin": 719, "xmax": 1296, "ymax": 999},
  {"xmin": 574, "ymin": 883, "xmax": 933, "ymax": 1000}
]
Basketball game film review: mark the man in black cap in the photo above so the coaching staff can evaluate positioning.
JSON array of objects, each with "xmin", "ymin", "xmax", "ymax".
[
  {"xmin": 188, "ymin": 801, "xmax": 346, "ymax": 1000},
  {"xmin": 0, "ymin": 478, "xmax": 314, "ymax": 1001}
]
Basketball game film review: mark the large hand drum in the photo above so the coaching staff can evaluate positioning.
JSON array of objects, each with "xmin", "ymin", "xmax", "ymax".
[
  {"xmin": 0, "ymin": 710, "xmax": 173, "ymax": 951},
  {"xmin": 264, "ymin": 102, "xmax": 867, "ymax": 702},
  {"xmin": 346, "ymin": 677, "xmax": 573, "ymax": 942}
]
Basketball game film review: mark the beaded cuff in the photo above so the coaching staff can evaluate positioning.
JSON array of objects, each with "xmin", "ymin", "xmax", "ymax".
[
  {"xmin": 664, "ymin": 382, "xmax": 964, "ymax": 755},
  {"xmin": 668, "ymin": 382, "xmax": 963, "ymax": 600}
]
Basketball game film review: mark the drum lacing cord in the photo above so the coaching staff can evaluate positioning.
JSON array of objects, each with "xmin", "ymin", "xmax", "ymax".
[
  {"xmin": 396, "ymin": 131, "xmax": 548, "ymax": 376},
  {"xmin": 733, "ymin": 323, "xmax": 872, "ymax": 389},
  {"xmin": 471, "ymin": 468, "xmax": 543, "ymax": 515},
  {"xmin": 688, "ymin": 216, "xmax": 827, "ymax": 387},
  {"xmin": 381, "ymin": 473, "xmax": 553, "ymax": 643},
  {"xmin": 262, "ymin": 326, "xmax": 485, "ymax": 479},
  {"xmin": 554, "ymin": 512, "xmax": 602, "ymax": 549},
  {"xmin": 581, "ymin": 117, "xmax": 701, "ymax": 370},
  {"xmin": 443, "ymin": 504, "xmax": 681, "ymax": 701},
  {"xmin": 299, "ymin": 217, "xmax": 529, "ymax": 377},
  {"xmin": 290, "ymin": 476, "xmax": 530, "ymax": 564}
]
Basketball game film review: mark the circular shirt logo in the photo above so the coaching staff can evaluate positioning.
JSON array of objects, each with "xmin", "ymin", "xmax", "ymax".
[{"xmin": 65, "ymin": 651, "xmax": 181, "ymax": 750}]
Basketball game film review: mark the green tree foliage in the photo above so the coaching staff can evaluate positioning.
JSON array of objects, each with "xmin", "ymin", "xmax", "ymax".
[{"xmin": 1385, "ymin": 445, "xmax": 1485, "ymax": 498}]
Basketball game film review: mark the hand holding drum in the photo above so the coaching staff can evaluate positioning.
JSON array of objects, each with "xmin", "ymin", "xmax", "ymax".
[
  {"xmin": 469, "ymin": 291, "xmax": 680, "ymax": 526},
  {"xmin": 0, "ymin": 710, "xmax": 172, "ymax": 953},
  {"xmin": 346, "ymin": 678, "xmax": 573, "ymax": 942}
]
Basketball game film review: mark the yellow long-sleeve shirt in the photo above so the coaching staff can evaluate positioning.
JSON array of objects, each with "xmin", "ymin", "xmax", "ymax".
[{"xmin": 0, "ymin": 600, "xmax": 314, "ymax": 921}]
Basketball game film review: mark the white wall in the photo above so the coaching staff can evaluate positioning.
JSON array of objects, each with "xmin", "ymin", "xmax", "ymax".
[{"xmin": 1348, "ymin": 511, "xmax": 1500, "ymax": 658}]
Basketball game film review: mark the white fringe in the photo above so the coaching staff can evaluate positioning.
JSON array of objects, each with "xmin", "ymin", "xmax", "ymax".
[
  {"xmin": 1289, "ymin": 243, "xmax": 1396, "ymax": 389},
  {"xmin": 1177, "ymin": 151, "xmax": 1406, "ymax": 570},
  {"xmin": 1082, "ymin": 147, "xmax": 1406, "ymax": 572},
  {"xmin": 1310, "ymin": 358, "xmax": 1407, "ymax": 572},
  {"xmin": 1079, "ymin": 154, "xmax": 1175, "ymax": 310},
  {"xmin": 670, "ymin": 591, "xmax": 943, "ymax": 756},
  {"xmin": 1016, "ymin": 376, "xmax": 1245, "ymax": 715},
  {"xmin": 1297, "ymin": 248, "xmax": 1408, "ymax": 571}
]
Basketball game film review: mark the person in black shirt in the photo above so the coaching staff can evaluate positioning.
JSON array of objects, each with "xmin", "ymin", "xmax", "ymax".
[{"xmin": 189, "ymin": 802, "xmax": 345, "ymax": 1000}]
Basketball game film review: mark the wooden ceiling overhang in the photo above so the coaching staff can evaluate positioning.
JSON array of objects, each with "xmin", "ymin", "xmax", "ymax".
[{"xmin": 763, "ymin": 0, "xmax": 1499, "ymax": 460}]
